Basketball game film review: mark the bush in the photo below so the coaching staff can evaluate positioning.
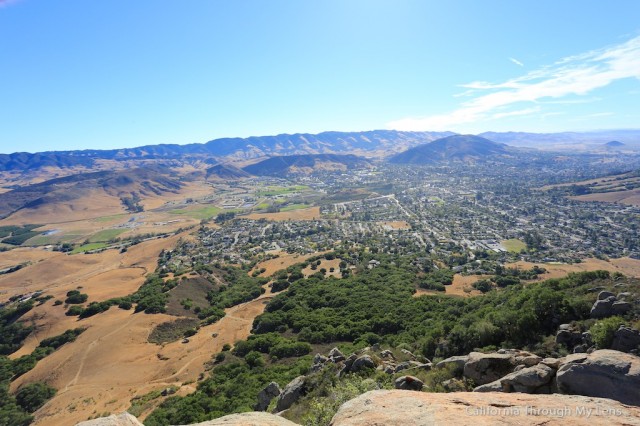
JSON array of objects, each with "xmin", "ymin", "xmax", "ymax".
[
  {"xmin": 472, "ymin": 279, "xmax": 492, "ymax": 293},
  {"xmin": 271, "ymin": 280, "xmax": 290, "ymax": 293},
  {"xmin": 590, "ymin": 316, "xmax": 625, "ymax": 349},
  {"xmin": 65, "ymin": 305, "xmax": 84, "ymax": 316},
  {"xmin": 65, "ymin": 290, "xmax": 88, "ymax": 304},
  {"xmin": 245, "ymin": 351, "xmax": 265, "ymax": 368}
]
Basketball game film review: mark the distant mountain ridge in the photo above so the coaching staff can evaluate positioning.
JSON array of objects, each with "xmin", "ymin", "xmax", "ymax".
[
  {"xmin": 389, "ymin": 134, "xmax": 509, "ymax": 164},
  {"xmin": 243, "ymin": 154, "xmax": 372, "ymax": 176},
  {"xmin": 3, "ymin": 129, "xmax": 640, "ymax": 173},
  {"xmin": 0, "ymin": 130, "xmax": 453, "ymax": 172}
]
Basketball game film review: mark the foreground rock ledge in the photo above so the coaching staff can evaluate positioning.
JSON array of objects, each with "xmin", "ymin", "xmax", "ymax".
[
  {"xmin": 76, "ymin": 412, "xmax": 298, "ymax": 426},
  {"xmin": 329, "ymin": 390, "xmax": 640, "ymax": 426},
  {"xmin": 76, "ymin": 391, "xmax": 640, "ymax": 426}
]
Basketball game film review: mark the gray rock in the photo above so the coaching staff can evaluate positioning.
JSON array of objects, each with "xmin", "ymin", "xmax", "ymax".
[
  {"xmin": 573, "ymin": 344, "xmax": 587, "ymax": 353},
  {"xmin": 515, "ymin": 355, "xmax": 542, "ymax": 367},
  {"xmin": 582, "ymin": 331, "xmax": 593, "ymax": 346},
  {"xmin": 328, "ymin": 347, "xmax": 346, "ymax": 363},
  {"xmin": 617, "ymin": 292, "xmax": 632, "ymax": 300},
  {"xmin": 379, "ymin": 363, "xmax": 396, "ymax": 374},
  {"xmin": 275, "ymin": 376, "xmax": 306, "ymax": 412},
  {"xmin": 313, "ymin": 353, "xmax": 328, "ymax": 364},
  {"xmin": 310, "ymin": 353, "xmax": 329, "ymax": 371},
  {"xmin": 473, "ymin": 379, "xmax": 503, "ymax": 392},
  {"xmin": 590, "ymin": 296, "xmax": 616, "ymax": 318},
  {"xmin": 612, "ymin": 326, "xmax": 640, "ymax": 353},
  {"xmin": 556, "ymin": 349, "xmax": 640, "ymax": 406},
  {"xmin": 598, "ymin": 290, "xmax": 616, "ymax": 300},
  {"xmin": 394, "ymin": 362, "xmax": 411, "ymax": 373},
  {"xmin": 463, "ymin": 352, "xmax": 515, "ymax": 386},
  {"xmin": 558, "ymin": 323, "xmax": 572, "ymax": 331},
  {"xmin": 351, "ymin": 355, "xmax": 376, "ymax": 372},
  {"xmin": 394, "ymin": 375, "xmax": 424, "ymax": 391},
  {"xmin": 379, "ymin": 350, "xmax": 395, "ymax": 359},
  {"xmin": 254, "ymin": 382, "xmax": 282, "ymax": 411},
  {"xmin": 612, "ymin": 301, "xmax": 633, "ymax": 315},
  {"xmin": 435, "ymin": 355, "xmax": 468, "ymax": 375},
  {"xmin": 500, "ymin": 364, "xmax": 555, "ymax": 393},
  {"xmin": 540, "ymin": 358, "xmax": 561, "ymax": 369}
]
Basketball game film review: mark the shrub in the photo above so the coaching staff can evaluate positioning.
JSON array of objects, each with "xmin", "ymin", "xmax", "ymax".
[
  {"xmin": 245, "ymin": 351, "xmax": 265, "ymax": 368},
  {"xmin": 65, "ymin": 290, "xmax": 88, "ymax": 304},
  {"xmin": 590, "ymin": 316, "xmax": 625, "ymax": 349},
  {"xmin": 65, "ymin": 305, "xmax": 84, "ymax": 316}
]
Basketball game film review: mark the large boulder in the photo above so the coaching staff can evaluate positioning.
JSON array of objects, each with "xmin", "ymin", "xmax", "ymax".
[
  {"xmin": 435, "ymin": 355, "xmax": 468, "ymax": 375},
  {"xmin": 463, "ymin": 352, "xmax": 515, "ymax": 385},
  {"xmin": 612, "ymin": 301, "xmax": 633, "ymax": 315},
  {"xmin": 329, "ymin": 390, "xmax": 640, "ymax": 425},
  {"xmin": 590, "ymin": 296, "xmax": 616, "ymax": 318},
  {"xmin": 76, "ymin": 413, "xmax": 142, "ymax": 426},
  {"xmin": 499, "ymin": 364, "xmax": 555, "ymax": 393},
  {"xmin": 556, "ymin": 349, "xmax": 640, "ymax": 405},
  {"xmin": 612, "ymin": 326, "xmax": 640, "ymax": 353},
  {"xmin": 254, "ymin": 381, "xmax": 282, "ymax": 411},
  {"xmin": 275, "ymin": 376, "xmax": 306, "ymax": 412},
  {"xmin": 598, "ymin": 290, "xmax": 616, "ymax": 300},
  {"xmin": 394, "ymin": 375, "xmax": 424, "ymax": 391},
  {"xmin": 351, "ymin": 355, "xmax": 376, "ymax": 372}
]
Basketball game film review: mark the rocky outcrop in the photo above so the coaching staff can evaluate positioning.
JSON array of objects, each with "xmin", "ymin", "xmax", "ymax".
[
  {"xmin": 612, "ymin": 326, "xmax": 640, "ymax": 352},
  {"xmin": 329, "ymin": 390, "xmax": 640, "ymax": 425},
  {"xmin": 275, "ymin": 376, "xmax": 306, "ymax": 412},
  {"xmin": 463, "ymin": 352, "xmax": 515, "ymax": 385},
  {"xmin": 556, "ymin": 349, "xmax": 640, "ymax": 405},
  {"xmin": 76, "ymin": 413, "xmax": 142, "ymax": 426},
  {"xmin": 590, "ymin": 290, "xmax": 635, "ymax": 318},
  {"xmin": 255, "ymin": 382, "xmax": 282, "ymax": 411},
  {"xmin": 191, "ymin": 412, "xmax": 299, "ymax": 425}
]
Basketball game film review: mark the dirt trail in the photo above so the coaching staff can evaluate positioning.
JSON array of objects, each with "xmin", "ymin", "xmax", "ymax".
[{"xmin": 16, "ymin": 283, "xmax": 276, "ymax": 426}]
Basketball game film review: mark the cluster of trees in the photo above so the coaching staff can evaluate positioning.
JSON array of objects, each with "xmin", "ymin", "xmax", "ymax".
[
  {"xmin": 120, "ymin": 194, "xmax": 144, "ymax": 213},
  {"xmin": 146, "ymin": 254, "xmax": 631, "ymax": 425},
  {"xmin": 232, "ymin": 333, "xmax": 311, "ymax": 360},
  {"xmin": 418, "ymin": 269, "xmax": 454, "ymax": 291}
]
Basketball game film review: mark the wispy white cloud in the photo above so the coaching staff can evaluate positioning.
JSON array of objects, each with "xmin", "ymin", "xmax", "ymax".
[
  {"xmin": 388, "ymin": 35, "xmax": 640, "ymax": 131},
  {"xmin": 492, "ymin": 106, "xmax": 540, "ymax": 119},
  {"xmin": 509, "ymin": 57, "xmax": 524, "ymax": 67}
]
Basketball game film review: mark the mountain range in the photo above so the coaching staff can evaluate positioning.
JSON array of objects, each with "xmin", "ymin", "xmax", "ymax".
[{"xmin": 2, "ymin": 129, "xmax": 640, "ymax": 173}]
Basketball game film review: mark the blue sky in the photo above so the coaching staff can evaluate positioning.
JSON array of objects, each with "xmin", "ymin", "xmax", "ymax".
[{"xmin": 1, "ymin": 0, "xmax": 639, "ymax": 153}]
